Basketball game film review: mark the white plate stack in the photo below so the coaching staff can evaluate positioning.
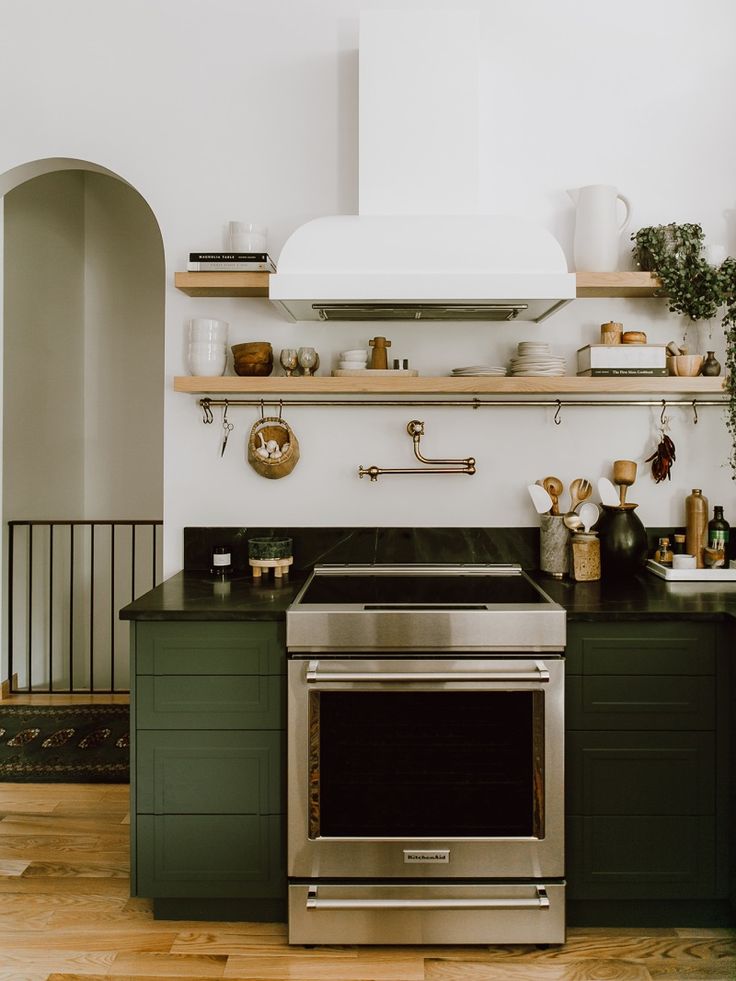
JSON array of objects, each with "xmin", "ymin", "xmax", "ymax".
[
  {"xmin": 337, "ymin": 349, "xmax": 368, "ymax": 370},
  {"xmin": 451, "ymin": 365, "xmax": 507, "ymax": 377},
  {"xmin": 509, "ymin": 342, "xmax": 566, "ymax": 376}
]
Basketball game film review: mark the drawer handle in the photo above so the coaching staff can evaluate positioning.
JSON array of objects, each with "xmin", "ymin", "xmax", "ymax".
[{"xmin": 306, "ymin": 885, "xmax": 550, "ymax": 911}]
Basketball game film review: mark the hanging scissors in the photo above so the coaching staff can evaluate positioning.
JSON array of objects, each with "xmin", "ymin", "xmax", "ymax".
[{"xmin": 220, "ymin": 402, "xmax": 234, "ymax": 457}]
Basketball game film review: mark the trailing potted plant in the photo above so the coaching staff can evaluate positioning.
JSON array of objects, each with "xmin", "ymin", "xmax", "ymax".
[
  {"xmin": 631, "ymin": 222, "xmax": 722, "ymax": 324},
  {"xmin": 632, "ymin": 223, "xmax": 736, "ymax": 478}
]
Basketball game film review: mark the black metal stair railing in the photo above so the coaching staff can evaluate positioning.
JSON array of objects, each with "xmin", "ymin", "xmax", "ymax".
[{"xmin": 7, "ymin": 520, "xmax": 162, "ymax": 694}]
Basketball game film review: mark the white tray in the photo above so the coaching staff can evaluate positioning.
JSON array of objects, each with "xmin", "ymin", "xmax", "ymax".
[
  {"xmin": 331, "ymin": 369, "xmax": 419, "ymax": 376},
  {"xmin": 646, "ymin": 559, "xmax": 736, "ymax": 581}
]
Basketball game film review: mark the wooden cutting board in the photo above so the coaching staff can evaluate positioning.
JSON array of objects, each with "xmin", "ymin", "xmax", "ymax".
[{"xmin": 331, "ymin": 369, "xmax": 419, "ymax": 376}]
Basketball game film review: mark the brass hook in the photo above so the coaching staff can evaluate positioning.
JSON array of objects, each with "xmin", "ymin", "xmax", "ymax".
[
  {"xmin": 692, "ymin": 399, "xmax": 698, "ymax": 425},
  {"xmin": 660, "ymin": 400, "xmax": 667, "ymax": 427},
  {"xmin": 260, "ymin": 399, "xmax": 265, "ymax": 421},
  {"xmin": 201, "ymin": 398, "xmax": 214, "ymax": 425},
  {"xmin": 553, "ymin": 400, "xmax": 562, "ymax": 426},
  {"xmin": 278, "ymin": 399, "xmax": 283, "ymax": 422}
]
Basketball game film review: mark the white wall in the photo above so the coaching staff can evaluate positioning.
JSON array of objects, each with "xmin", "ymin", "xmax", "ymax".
[{"xmin": 1, "ymin": 0, "xmax": 735, "ymax": 574}]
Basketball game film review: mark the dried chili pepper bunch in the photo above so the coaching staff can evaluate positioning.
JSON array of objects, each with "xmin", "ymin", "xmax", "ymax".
[{"xmin": 646, "ymin": 431, "xmax": 676, "ymax": 482}]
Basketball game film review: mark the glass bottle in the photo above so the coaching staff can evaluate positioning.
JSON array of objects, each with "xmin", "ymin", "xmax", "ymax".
[
  {"xmin": 673, "ymin": 533, "xmax": 686, "ymax": 555},
  {"xmin": 708, "ymin": 506, "xmax": 729, "ymax": 557},
  {"xmin": 210, "ymin": 545, "xmax": 232, "ymax": 578},
  {"xmin": 654, "ymin": 537, "xmax": 673, "ymax": 567},
  {"xmin": 685, "ymin": 489, "xmax": 709, "ymax": 568}
]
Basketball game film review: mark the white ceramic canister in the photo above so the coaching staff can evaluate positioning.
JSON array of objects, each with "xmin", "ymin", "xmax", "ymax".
[
  {"xmin": 187, "ymin": 318, "xmax": 228, "ymax": 376},
  {"xmin": 568, "ymin": 184, "xmax": 632, "ymax": 272}
]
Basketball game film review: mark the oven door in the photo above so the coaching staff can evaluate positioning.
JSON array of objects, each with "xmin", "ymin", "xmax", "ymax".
[{"xmin": 287, "ymin": 656, "xmax": 563, "ymax": 879}]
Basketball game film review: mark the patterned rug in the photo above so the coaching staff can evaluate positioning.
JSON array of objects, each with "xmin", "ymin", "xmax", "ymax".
[{"xmin": 0, "ymin": 705, "xmax": 129, "ymax": 782}]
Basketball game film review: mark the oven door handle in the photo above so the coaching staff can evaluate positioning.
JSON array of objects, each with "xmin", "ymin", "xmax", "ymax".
[
  {"xmin": 305, "ymin": 660, "xmax": 550, "ymax": 684},
  {"xmin": 306, "ymin": 885, "xmax": 550, "ymax": 911}
]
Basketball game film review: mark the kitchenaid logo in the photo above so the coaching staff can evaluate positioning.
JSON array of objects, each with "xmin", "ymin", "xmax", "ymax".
[{"xmin": 403, "ymin": 849, "xmax": 450, "ymax": 864}]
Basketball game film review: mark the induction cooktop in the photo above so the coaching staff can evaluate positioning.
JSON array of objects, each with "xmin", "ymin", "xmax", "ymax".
[{"xmin": 287, "ymin": 564, "xmax": 565, "ymax": 653}]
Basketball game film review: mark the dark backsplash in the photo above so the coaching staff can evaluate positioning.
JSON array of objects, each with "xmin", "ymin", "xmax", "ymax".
[
  {"xmin": 184, "ymin": 525, "xmax": 680, "ymax": 574},
  {"xmin": 184, "ymin": 527, "xmax": 540, "ymax": 573}
]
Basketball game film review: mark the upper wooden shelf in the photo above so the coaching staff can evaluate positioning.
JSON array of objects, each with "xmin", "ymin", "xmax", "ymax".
[
  {"xmin": 174, "ymin": 375, "xmax": 724, "ymax": 396},
  {"xmin": 173, "ymin": 271, "xmax": 662, "ymax": 299},
  {"xmin": 174, "ymin": 272, "xmax": 270, "ymax": 297},
  {"xmin": 574, "ymin": 272, "xmax": 662, "ymax": 297}
]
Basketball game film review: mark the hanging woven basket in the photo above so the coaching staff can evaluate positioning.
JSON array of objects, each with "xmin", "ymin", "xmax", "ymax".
[{"xmin": 247, "ymin": 415, "xmax": 300, "ymax": 479}]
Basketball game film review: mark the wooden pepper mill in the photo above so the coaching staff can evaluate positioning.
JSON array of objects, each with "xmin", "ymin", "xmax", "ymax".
[
  {"xmin": 612, "ymin": 459, "xmax": 637, "ymax": 506},
  {"xmin": 369, "ymin": 336, "xmax": 391, "ymax": 370}
]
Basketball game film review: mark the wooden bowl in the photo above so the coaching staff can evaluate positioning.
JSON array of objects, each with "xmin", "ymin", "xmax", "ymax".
[
  {"xmin": 667, "ymin": 354, "xmax": 702, "ymax": 377},
  {"xmin": 234, "ymin": 361, "xmax": 273, "ymax": 377},
  {"xmin": 232, "ymin": 342, "xmax": 272, "ymax": 361}
]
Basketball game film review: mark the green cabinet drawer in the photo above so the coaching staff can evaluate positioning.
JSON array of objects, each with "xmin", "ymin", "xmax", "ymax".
[
  {"xmin": 567, "ymin": 815, "xmax": 717, "ymax": 900},
  {"xmin": 136, "ymin": 814, "xmax": 284, "ymax": 899},
  {"xmin": 137, "ymin": 730, "xmax": 283, "ymax": 815},
  {"xmin": 566, "ymin": 623, "xmax": 715, "ymax": 676},
  {"xmin": 136, "ymin": 622, "xmax": 285, "ymax": 676},
  {"xmin": 137, "ymin": 674, "xmax": 283, "ymax": 730},
  {"xmin": 566, "ymin": 674, "xmax": 714, "ymax": 730},
  {"xmin": 566, "ymin": 731, "xmax": 715, "ymax": 815}
]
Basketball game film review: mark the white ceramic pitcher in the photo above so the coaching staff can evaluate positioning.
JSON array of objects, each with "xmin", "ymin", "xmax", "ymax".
[{"xmin": 568, "ymin": 184, "xmax": 632, "ymax": 272}]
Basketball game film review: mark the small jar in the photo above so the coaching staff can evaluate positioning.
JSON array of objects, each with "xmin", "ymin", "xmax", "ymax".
[
  {"xmin": 673, "ymin": 533, "xmax": 686, "ymax": 555},
  {"xmin": 210, "ymin": 545, "xmax": 233, "ymax": 578},
  {"xmin": 654, "ymin": 537, "xmax": 673, "ymax": 567},
  {"xmin": 571, "ymin": 532, "xmax": 601, "ymax": 581}
]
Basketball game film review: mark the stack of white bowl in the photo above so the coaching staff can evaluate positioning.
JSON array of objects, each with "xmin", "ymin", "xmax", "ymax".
[
  {"xmin": 187, "ymin": 318, "xmax": 229, "ymax": 376},
  {"xmin": 337, "ymin": 349, "xmax": 369, "ymax": 371},
  {"xmin": 509, "ymin": 341, "xmax": 566, "ymax": 377}
]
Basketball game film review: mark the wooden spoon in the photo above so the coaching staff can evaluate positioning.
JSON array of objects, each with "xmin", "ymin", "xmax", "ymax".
[
  {"xmin": 542, "ymin": 476, "xmax": 563, "ymax": 516},
  {"xmin": 568, "ymin": 477, "xmax": 592, "ymax": 513}
]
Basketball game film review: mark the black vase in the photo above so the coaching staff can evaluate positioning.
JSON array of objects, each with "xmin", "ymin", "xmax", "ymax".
[{"xmin": 598, "ymin": 504, "xmax": 648, "ymax": 578}]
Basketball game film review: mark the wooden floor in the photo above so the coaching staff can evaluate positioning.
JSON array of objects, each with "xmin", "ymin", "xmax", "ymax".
[{"xmin": 0, "ymin": 785, "xmax": 733, "ymax": 980}]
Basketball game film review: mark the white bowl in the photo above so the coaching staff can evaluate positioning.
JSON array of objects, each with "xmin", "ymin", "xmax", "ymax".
[
  {"xmin": 338, "ymin": 360, "xmax": 367, "ymax": 370},
  {"xmin": 340, "ymin": 349, "xmax": 368, "ymax": 360}
]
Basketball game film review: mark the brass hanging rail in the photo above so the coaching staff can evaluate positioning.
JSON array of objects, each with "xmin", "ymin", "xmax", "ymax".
[{"xmin": 199, "ymin": 396, "xmax": 726, "ymax": 425}]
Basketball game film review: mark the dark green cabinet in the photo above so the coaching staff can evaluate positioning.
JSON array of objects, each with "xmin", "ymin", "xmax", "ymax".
[
  {"xmin": 130, "ymin": 620, "xmax": 287, "ymax": 920},
  {"xmin": 565, "ymin": 620, "xmax": 731, "ymax": 924}
]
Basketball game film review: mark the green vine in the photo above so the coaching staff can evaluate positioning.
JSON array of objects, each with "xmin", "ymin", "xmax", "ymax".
[
  {"xmin": 721, "ymin": 256, "xmax": 736, "ymax": 477},
  {"xmin": 632, "ymin": 223, "xmax": 736, "ymax": 478}
]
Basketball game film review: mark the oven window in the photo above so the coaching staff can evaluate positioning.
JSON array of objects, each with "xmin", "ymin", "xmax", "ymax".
[{"xmin": 309, "ymin": 690, "xmax": 544, "ymax": 838}]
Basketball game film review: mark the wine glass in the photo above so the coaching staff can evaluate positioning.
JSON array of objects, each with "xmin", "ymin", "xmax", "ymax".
[
  {"xmin": 279, "ymin": 348, "xmax": 299, "ymax": 376},
  {"xmin": 297, "ymin": 347, "xmax": 318, "ymax": 376}
]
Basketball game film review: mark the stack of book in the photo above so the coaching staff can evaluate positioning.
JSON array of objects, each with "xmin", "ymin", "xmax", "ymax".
[
  {"xmin": 577, "ymin": 344, "xmax": 667, "ymax": 377},
  {"xmin": 187, "ymin": 252, "xmax": 276, "ymax": 272}
]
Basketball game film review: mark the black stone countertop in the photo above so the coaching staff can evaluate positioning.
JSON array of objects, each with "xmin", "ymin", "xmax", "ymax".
[
  {"xmin": 120, "ymin": 568, "xmax": 736, "ymax": 623},
  {"xmin": 120, "ymin": 571, "xmax": 306, "ymax": 621}
]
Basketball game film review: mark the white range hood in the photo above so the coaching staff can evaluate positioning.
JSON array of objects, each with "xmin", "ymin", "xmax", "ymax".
[
  {"xmin": 269, "ymin": 11, "xmax": 575, "ymax": 324},
  {"xmin": 270, "ymin": 215, "xmax": 574, "ymax": 322}
]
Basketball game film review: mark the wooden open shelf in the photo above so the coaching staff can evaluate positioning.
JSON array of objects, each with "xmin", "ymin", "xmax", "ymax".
[
  {"xmin": 173, "ymin": 271, "xmax": 662, "ymax": 299},
  {"xmin": 174, "ymin": 375, "xmax": 724, "ymax": 396},
  {"xmin": 574, "ymin": 271, "xmax": 662, "ymax": 297},
  {"xmin": 174, "ymin": 272, "xmax": 270, "ymax": 297}
]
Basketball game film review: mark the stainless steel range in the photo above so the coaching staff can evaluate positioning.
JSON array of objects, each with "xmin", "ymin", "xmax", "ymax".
[{"xmin": 286, "ymin": 563, "xmax": 566, "ymax": 945}]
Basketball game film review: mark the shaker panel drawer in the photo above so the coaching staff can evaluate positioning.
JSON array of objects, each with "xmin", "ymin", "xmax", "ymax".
[
  {"xmin": 137, "ymin": 674, "xmax": 283, "ymax": 730},
  {"xmin": 136, "ymin": 730, "xmax": 283, "ymax": 815},
  {"xmin": 566, "ymin": 731, "xmax": 715, "ymax": 815},
  {"xmin": 566, "ymin": 623, "xmax": 715, "ymax": 676},
  {"xmin": 566, "ymin": 675, "xmax": 714, "ymax": 730},
  {"xmin": 137, "ymin": 814, "xmax": 284, "ymax": 899},
  {"xmin": 136, "ymin": 622, "xmax": 285, "ymax": 676},
  {"xmin": 567, "ymin": 815, "xmax": 717, "ymax": 900}
]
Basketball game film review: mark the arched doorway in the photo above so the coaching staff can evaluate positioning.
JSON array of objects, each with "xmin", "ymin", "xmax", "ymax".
[{"xmin": 1, "ymin": 159, "xmax": 165, "ymax": 695}]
